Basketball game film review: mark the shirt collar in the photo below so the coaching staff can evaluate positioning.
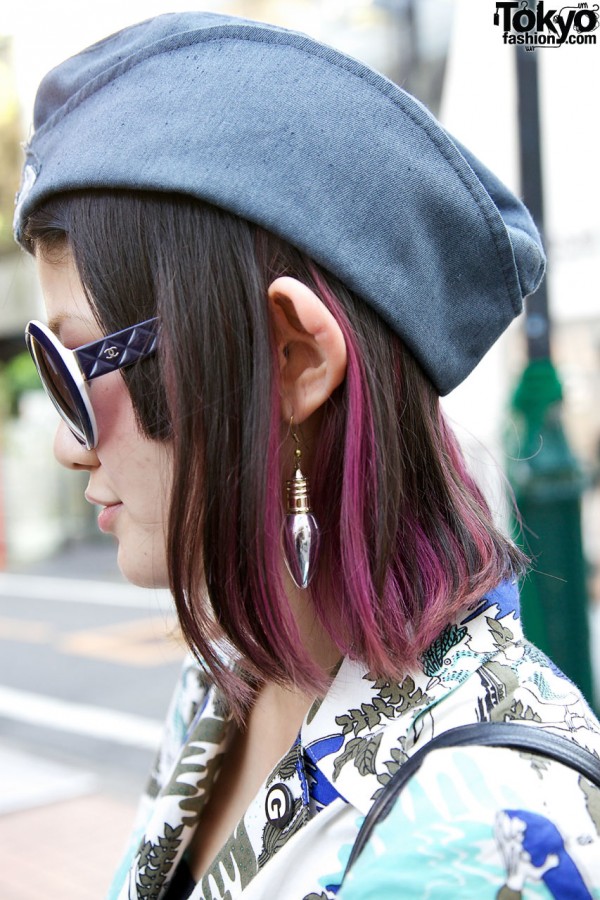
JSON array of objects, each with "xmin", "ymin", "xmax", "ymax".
[
  {"xmin": 116, "ymin": 579, "xmax": 522, "ymax": 898},
  {"xmin": 301, "ymin": 579, "xmax": 522, "ymax": 815}
]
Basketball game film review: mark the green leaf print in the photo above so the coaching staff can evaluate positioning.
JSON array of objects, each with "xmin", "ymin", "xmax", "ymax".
[
  {"xmin": 333, "ymin": 733, "xmax": 383, "ymax": 780},
  {"xmin": 332, "ymin": 737, "xmax": 363, "ymax": 780},
  {"xmin": 393, "ymin": 676, "xmax": 429, "ymax": 714},
  {"xmin": 306, "ymin": 696, "xmax": 324, "ymax": 725},
  {"xmin": 378, "ymin": 679, "xmax": 408, "ymax": 706},
  {"xmin": 267, "ymin": 741, "xmax": 300, "ymax": 786},
  {"xmin": 506, "ymin": 700, "xmax": 542, "ymax": 723},
  {"xmin": 371, "ymin": 695, "xmax": 396, "ymax": 719},
  {"xmin": 420, "ymin": 624, "xmax": 467, "ymax": 677},
  {"xmin": 335, "ymin": 704, "xmax": 380, "ymax": 737},
  {"xmin": 382, "ymin": 744, "xmax": 408, "ymax": 777},
  {"xmin": 201, "ymin": 818, "xmax": 257, "ymax": 898},
  {"xmin": 375, "ymin": 742, "xmax": 409, "ymax": 795},
  {"xmin": 486, "ymin": 616, "xmax": 514, "ymax": 649},
  {"xmin": 258, "ymin": 798, "xmax": 306, "ymax": 868},
  {"xmin": 355, "ymin": 731, "xmax": 383, "ymax": 776},
  {"xmin": 335, "ymin": 713, "xmax": 355, "ymax": 736},
  {"xmin": 169, "ymin": 735, "xmax": 226, "ymax": 825},
  {"xmin": 333, "ymin": 676, "xmax": 427, "ymax": 781},
  {"xmin": 483, "ymin": 662, "xmax": 520, "ymax": 722},
  {"xmin": 335, "ymin": 676, "xmax": 428, "ymax": 739},
  {"xmin": 346, "ymin": 707, "xmax": 370, "ymax": 735},
  {"xmin": 374, "ymin": 674, "xmax": 428, "ymax": 716},
  {"xmin": 136, "ymin": 822, "xmax": 184, "ymax": 900},
  {"xmin": 579, "ymin": 775, "xmax": 600, "ymax": 837}
]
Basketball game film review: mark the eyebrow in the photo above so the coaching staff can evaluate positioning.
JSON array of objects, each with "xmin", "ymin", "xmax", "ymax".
[{"xmin": 47, "ymin": 313, "xmax": 98, "ymax": 338}]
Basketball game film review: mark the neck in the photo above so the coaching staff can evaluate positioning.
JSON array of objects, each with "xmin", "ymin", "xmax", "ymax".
[
  {"xmin": 284, "ymin": 566, "xmax": 342, "ymax": 672},
  {"xmin": 240, "ymin": 570, "xmax": 340, "ymax": 739}
]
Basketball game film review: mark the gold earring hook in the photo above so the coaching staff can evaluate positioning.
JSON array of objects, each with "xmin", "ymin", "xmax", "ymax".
[{"xmin": 289, "ymin": 415, "xmax": 302, "ymax": 469}]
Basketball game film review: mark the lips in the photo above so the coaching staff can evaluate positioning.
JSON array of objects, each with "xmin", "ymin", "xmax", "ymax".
[
  {"xmin": 96, "ymin": 502, "xmax": 124, "ymax": 533},
  {"xmin": 85, "ymin": 492, "xmax": 123, "ymax": 534}
]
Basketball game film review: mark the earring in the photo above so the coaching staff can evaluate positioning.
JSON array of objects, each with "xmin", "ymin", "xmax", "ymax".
[{"xmin": 282, "ymin": 418, "xmax": 321, "ymax": 589}]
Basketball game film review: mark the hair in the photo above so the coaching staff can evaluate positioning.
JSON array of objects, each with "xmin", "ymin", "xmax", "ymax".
[{"xmin": 24, "ymin": 190, "xmax": 525, "ymax": 716}]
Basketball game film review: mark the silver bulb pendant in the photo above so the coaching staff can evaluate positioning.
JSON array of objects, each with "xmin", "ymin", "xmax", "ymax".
[{"xmin": 282, "ymin": 451, "xmax": 320, "ymax": 589}]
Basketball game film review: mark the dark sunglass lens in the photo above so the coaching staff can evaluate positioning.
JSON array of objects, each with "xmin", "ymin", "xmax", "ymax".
[{"xmin": 30, "ymin": 337, "xmax": 85, "ymax": 439}]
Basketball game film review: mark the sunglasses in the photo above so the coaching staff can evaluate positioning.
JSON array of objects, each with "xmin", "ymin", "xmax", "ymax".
[{"xmin": 25, "ymin": 317, "xmax": 159, "ymax": 450}]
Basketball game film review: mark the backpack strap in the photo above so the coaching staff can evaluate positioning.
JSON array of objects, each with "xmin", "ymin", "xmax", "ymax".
[{"xmin": 343, "ymin": 721, "xmax": 600, "ymax": 882}]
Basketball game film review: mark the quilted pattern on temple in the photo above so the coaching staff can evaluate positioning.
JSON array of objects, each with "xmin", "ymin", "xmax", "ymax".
[{"xmin": 75, "ymin": 320, "xmax": 158, "ymax": 380}]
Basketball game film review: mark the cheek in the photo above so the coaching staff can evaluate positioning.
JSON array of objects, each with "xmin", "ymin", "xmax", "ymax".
[
  {"xmin": 90, "ymin": 372, "xmax": 136, "ymax": 444},
  {"xmin": 92, "ymin": 374, "xmax": 172, "ymax": 516}
]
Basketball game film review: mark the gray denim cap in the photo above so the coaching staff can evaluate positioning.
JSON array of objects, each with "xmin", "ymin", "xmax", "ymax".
[{"xmin": 13, "ymin": 11, "xmax": 545, "ymax": 395}]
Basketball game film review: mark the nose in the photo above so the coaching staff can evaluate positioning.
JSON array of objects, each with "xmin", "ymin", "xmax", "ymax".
[{"xmin": 53, "ymin": 420, "xmax": 100, "ymax": 470}]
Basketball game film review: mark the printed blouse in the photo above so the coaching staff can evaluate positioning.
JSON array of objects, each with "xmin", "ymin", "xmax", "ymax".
[{"xmin": 108, "ymin": 580, "xmax": 600, "ymax": 899}]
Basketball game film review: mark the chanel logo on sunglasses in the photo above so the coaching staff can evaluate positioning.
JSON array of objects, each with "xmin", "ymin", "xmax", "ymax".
[{"xmin": 103, "ymin": 346, "xmax": 120, "ymax": 359}]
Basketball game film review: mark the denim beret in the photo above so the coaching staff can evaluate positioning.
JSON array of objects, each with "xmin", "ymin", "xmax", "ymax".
[{"xmin": 14, "ymin": 11, "xmax": 545, "ymax": 394}]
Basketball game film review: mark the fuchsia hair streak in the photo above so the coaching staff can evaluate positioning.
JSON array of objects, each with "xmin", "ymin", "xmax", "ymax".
[
  {"xmin": 23, "ymin": 192, "xmax": 524, "ymax": 718},
  {"xmin": 304, "ymin": 267, "xmax": 523, "ymax": 677}
]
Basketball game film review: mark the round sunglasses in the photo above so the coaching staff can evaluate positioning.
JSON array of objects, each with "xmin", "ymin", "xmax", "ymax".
[{"xmin": 25, "ymin": 318, "xmax": 159, "ymax": 450}]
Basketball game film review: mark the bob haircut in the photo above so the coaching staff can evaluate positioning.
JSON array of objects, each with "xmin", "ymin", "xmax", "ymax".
[{"xmin": 24, "ymin": 190, "xmax": 524, "ymax": 716}]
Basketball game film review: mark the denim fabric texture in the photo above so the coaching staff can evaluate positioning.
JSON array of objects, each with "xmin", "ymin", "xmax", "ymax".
[{"xmin": 13, "ymin": 11, "xmax": 546, "ymax": 394}]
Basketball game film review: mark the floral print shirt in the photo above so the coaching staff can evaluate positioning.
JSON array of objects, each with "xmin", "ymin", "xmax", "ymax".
[{"xmin": 108, "ymin": 580, "xmax": 600, "ymax": 899}]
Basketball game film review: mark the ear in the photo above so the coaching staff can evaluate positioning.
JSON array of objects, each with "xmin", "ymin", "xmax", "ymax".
[{"xmin": 267, "ymin": 276, "xmax": 347, "ymax": 423}]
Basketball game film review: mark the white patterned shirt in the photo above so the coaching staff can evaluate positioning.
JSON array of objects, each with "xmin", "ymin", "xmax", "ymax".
[{"xmin": 108, "ymin": 580, "xmax": 600, "ymax": 899}]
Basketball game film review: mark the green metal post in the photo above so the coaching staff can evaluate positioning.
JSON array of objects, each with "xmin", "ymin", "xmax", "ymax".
[
  {"xmin": 508, "ymin": 361, "xmax": 594, "ymax": 705},
  {"xmin": 507, "ymin": 37, "xmax": 595, "ymax": 708}
]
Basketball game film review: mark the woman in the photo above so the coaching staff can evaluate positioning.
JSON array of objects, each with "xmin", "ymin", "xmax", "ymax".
[{"xmin": 14, "ymin": 11, "xmax": 600, "ymax": 899}]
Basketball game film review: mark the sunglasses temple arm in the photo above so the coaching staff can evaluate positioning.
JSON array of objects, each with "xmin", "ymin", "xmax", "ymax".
[{"xmin": 74, "ymin": 321, "xmax": 159, "ymax": 381}]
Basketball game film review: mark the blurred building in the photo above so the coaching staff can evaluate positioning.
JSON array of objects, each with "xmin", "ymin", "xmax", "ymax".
[
  {"xmin": 0, "ymin": 0, "xmax": 456, "ymax": 566},
  {"xmin": 1, "ymin": 0, "xmax": 598, "ymax": 579}
]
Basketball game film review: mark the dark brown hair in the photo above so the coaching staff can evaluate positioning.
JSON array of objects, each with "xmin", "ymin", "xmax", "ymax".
[{"xmin": 25, "ymin": 190, "xmax": 525, "ymax": 715}]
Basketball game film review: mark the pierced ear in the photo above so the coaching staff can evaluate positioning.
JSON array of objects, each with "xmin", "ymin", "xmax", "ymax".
[{"xmin": 267, "ymin": 277, "xmax": 347, "ymax": 423}]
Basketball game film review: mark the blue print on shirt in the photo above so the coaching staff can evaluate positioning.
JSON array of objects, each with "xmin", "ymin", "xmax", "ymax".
[
  {"xmin": 503, "ymin": 809, "xmax": 592, "ymax": 899},
  {"xmin": 305, "ymin": 734, "xmax": 345, "ymax": 810},
  {"xmin": 462, "ymin": 579, "xmax": 520, "ymax": 625}
]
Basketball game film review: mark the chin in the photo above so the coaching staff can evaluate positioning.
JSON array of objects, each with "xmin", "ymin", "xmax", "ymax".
[{"xmin": 116, "ymin": 544, "xmax": 170, "ymax": 590}]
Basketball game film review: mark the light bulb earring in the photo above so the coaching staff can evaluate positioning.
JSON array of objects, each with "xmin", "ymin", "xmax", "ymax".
[{"xmin": 282, "ymin": 417, "xmax": 321, "ymax": 589}]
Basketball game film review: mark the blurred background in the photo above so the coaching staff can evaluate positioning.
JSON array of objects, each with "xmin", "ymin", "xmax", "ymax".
[{"xmin": 0, "ymin": 1, "xmax": 598, "ymax": 896}]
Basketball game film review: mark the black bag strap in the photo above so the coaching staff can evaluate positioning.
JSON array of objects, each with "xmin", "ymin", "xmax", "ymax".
[{"xmin": 343, "ymin": 721, "xmax": 600, "ymax": 881}]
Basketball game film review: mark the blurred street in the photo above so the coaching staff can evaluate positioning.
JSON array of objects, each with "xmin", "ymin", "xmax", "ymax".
[{"xmin": 0, "ymin": 538, "xmax": 185, "ymax": 899}]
